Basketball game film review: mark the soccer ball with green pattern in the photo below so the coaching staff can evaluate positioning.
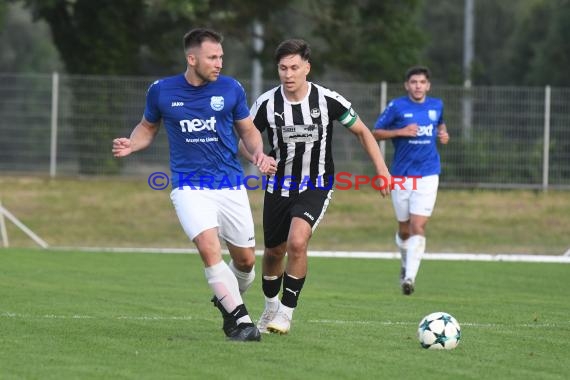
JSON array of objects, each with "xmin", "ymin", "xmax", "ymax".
[{"xmin": 417, "ymin": 312, "xmax": 461, "ymax": 350}]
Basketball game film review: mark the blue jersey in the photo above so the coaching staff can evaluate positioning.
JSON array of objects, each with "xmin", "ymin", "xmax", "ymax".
[
  {"xmin": 374, "ymin": 96, "xmax": 444, "ymax": 177},
  {"xmin": 144, "ymin": 74, "xmax": 250, "ymax": 188}
]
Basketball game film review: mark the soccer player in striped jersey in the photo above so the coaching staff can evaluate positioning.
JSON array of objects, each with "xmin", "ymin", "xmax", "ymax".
[
  {"xmin": 373, "ymin": 66, "xmax": 450, "ymax": 295},
  {"xmin": 242, "ymin": 39, "xmax": 391, "ymax": 334},
  {"xmin": 112, "ymin": 28, "xmax": 276, "ymax": 342}
]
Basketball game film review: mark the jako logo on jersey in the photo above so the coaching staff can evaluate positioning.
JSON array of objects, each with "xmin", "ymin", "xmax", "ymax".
[
  {"xmin": 303, "ymin": 211, "xmax": 315, "ymax": 221},
  {"xmin": 417, "ymin": 124, "xmax": 434, "ymax": 136},
  {"xmin": 310, "ymin": 108, "xmax": 320, "ymax": 118},
  {"xmin": 171, "ymin": 101, "xmax": 184, "ymax": 107},
  {"xmin": 404, "ymin": 113, "xmax": 413, "ymax": 118},
  {"xmin": 179, "ymin": 117, "xmax": 217, "ymax": 132},
  {"xmin": 210, "ymin": 96, "xmax": 224, "ymax": 111},
  {"xmin": 428, "ymin": 110, "xmax": 438, "ymax": 121}
]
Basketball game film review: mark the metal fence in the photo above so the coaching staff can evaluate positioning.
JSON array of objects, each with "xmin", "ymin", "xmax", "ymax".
[{"xmin": 1, "ymin": 72, "xmax": 569, "ymax": 190}]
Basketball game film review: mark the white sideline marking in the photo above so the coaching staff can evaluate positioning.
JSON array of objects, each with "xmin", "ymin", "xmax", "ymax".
[
  {"xmin": 0, "ymin": 311, "xmax": 192, "ymax": 321},
  {"xmin": 308, "ymin": 319, "xmax": 566, "ymax": 328},
  {"xmin": 1, "ymin": 312, "xmax": 564, "ymax": 328},
  {"xmin": 56, "ymin": 247, "xmax": 570, "ymax": 263}
]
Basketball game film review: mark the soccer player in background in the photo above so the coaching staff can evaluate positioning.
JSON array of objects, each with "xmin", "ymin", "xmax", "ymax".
[
  {"xmin": 112, "ymin": 28, "xmax": 276, "ymax": 341},
  {"xmin": 241, "ymin": 39, "xmax": 391, "ymax": 334},
  {"xmin": 372, "ymin": 66, "xmax": 449, "ymax": 295}
]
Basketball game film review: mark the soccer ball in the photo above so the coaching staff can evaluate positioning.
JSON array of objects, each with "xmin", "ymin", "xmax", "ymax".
[{"xmin": 417, "ymin": 312, "xmax": 461, "ymax": 350}]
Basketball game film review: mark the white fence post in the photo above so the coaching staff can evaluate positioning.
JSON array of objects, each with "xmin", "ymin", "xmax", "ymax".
[
  {"xmin": 0, "ymin": 203, "xmax": 49, "ymax": 248},
  {"xmin": 0, "ymin": 200, "xmax": 8, "ymax": 248},
  {"xmin": 50, "ymin": 71, "xmax": 59, "ymax": 178},
  {"xmin": 542, "ymin": 85, "xmax": 551, "ymax": 192}
]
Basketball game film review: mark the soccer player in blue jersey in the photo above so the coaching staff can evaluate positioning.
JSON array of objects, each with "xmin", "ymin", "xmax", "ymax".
[
  {"xmin": 112, "ymin": 28, "xmax": 276, "ymax": 341},
  {"xmin": 373, "ymin": 66, "xmax": 449, "ymax": 295}
]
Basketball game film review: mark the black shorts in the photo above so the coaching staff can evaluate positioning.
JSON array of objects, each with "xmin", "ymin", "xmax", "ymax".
[{"xmin": 263, "ymin": 188, "xmax": 333, "ymax": 248}]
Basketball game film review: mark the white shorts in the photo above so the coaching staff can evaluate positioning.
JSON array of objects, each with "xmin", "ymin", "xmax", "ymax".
[
  {"xmin": 391, "ymin": 175, "xmax": 439, "ymax": 221},
  {"xmin": 170, "ymin": 187, "xmax": 256, "ymax": 247}
]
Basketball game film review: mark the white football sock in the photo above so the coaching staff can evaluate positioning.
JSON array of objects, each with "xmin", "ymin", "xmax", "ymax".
[
  {"xmin": 228, "ymin": 260, "xmax": 256, "ymax": 294},
  {"xmin": 204, "ymin": 261, "xmax": 252, "ymax": 324},
  {"xmin": 395, "ymin": 232, "xmax": 408, "ymax": 270},
  {"xmin": 279, "ymin": 302, "xmax": 294, "ymax": 319},
  {"xmin": 265, "ymin": 295, "xmax": 279, "ymax": 304},
  {"xmin": 405, "ymin": 235, "xmax": 426, "ymax": 282},
  {"xmin": 265, "ymin": 296, "xmax": 280, "ymax": 312}
]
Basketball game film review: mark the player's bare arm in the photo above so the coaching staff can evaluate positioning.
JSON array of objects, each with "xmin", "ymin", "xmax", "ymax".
[
  {"xmin": 235, "ymin": 117, "xmax": 276, "ymax": 175},
  {"xmin": 373, "ymin": 123, "xmax": 418, "ymax": 140},
  {"xmin": 349, "ymin": 118, "xmax": 391, "ymax": 197},
  {"xmin": 438, "ymin": 123, "xmax": 449, "ymax": 144},
  {"xmin": 112, "ymin": 117, "xmax": 160, "ymax": 158}
]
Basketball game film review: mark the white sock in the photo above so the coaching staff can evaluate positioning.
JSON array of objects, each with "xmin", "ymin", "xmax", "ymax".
[
  {"xmin": 265, "ymin": 296, "xmax": 279, "ymax": 310},
  {"xmin": 228, "ymin": 260, "xmax": 256, "ymax": 294},
  {"xmin": 204, "ymin": 261, "xmax": 252, "ymax": 324},
  {"xmin": 279, "ymin": 302, "xmax": 294, "ymax": 319},
  {"xmin": 395, "ymin": 233, "xmax": 408, "ymax": 270},
  {"xmin": 405, "ymin": 235, "xmax": 426, "ymax": 282}
]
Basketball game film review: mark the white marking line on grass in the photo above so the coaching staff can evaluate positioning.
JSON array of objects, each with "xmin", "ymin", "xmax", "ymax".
[
  {"xmin": 55, "ymin": 247, "xmax": 570, "ymax": 263},
  {"xmin": 3, "ymin": 312, "xmax": 563, "ymax": 328},
  {"xmin": 0, "ymin": 311, "xmax": 192, "ymax": 321},
  {"xmin": 307, "ymin": 319, "xmax": 567, "ymax": 328}
]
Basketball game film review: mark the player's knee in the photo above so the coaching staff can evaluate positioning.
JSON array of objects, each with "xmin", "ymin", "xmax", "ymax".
[
  {"xmin": 409, "ymin": 223, "xmax": 426, "ymax": 236},
  {"xmin": 286, "ymin": 237, "xmax": 308, "ymax": 258},
  {"xmin": 264, "ymin": 246, "xmax": 286, "ymax": 263},
  {"xmin": 232, "ymin": 252, "xmax": 256, "ymax": 271}
]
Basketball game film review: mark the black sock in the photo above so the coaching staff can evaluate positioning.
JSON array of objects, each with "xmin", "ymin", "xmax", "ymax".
[
  {"xmin": 262, "ymin": 274, "xmax": 283, "ymax": 298},
  {"xmin": 281, "ymin": 272, "xmax": 306, "ymax": 308}
]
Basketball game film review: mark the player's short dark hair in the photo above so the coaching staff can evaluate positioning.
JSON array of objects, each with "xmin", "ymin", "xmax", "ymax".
[
  {"xmin": 274, "ymin": 39, "xmax": 311, "ymax": 64},
  {"xmin": 405, "ymin": 66, "xmax": 431, "ymax": 81},
  {"xmin": 183, "ymin": 28, "xmax": 223, "ymax": 53}
]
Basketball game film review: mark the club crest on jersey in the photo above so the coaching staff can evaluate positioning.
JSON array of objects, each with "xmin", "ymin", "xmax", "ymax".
[
  {"xmin": 310, "ymin": 108, "xmax": 321, "ymax": 118},
  {"xmin": 428, "ymin": 110, "xmax": 438, "ymax": 121},
  {"xmin": 210, "ymin": 96, "xmax": 224, "ymax": 111}
]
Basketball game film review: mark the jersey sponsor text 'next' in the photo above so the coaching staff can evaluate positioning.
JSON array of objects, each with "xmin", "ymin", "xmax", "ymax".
[
  {"xmin": 144, "ymin": 74, "xmax": 250, "ymax": 189},
  {"xmin": 374, "ymin": 96, "xmax": 444, "ymax": 177}
]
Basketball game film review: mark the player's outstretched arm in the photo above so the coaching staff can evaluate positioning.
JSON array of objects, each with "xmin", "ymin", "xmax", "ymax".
[
  {"xmin": 235, "ymin": 117, "xmax": 276, "ymax": 175},
  {"xmin": 112, "ymin": 117, "xmax": 159, "ymax": 158},
  {"xmin": 372, "ymin": 124, "xmax": 418, "ymax": 140},
  {"xmin": 349, "ymin": 118, "xmax": 391, "ymax": 197}
]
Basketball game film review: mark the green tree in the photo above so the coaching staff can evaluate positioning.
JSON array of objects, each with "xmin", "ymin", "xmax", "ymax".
[
  {"xmin": 17, "ymin": 0, "xmax": 147, "ymax": 174},
  {"xmin": 16, "ymin": 0, "xmax": 295, "ymax": 174},
  {"xmin": 499, "ymin": 0, "xmax": 551, "ymax": 85},
  {"xmin": 22, "ymin": 0, "xmax": 145, "ymax": 75},
  {"xmin": 526, "ymin": 0, "xmax": 570, "ymax": 86},
  {"xmin": 0, "ymin": 0, "xmax": 7, "ymax": 27},
  {"xmin": 419, "ymin": 0, "xmax": 522, "ymax": 85},
  {"xmin": 0, "ymin": 2, "xmax": 62, "ymax": 73},
  {"xmin": 307, "ymin": 0, "xmax": 424, "ymax": 82}
]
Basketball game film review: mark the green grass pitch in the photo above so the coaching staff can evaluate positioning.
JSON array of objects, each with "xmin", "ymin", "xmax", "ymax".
[{"xmin": 1, "ymin": 248, "xmax": 569, "ymax": 379}]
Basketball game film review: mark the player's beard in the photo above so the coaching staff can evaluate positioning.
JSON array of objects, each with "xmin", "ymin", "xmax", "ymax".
[{"xmin": 195, "ymin": 61, "xmax": 219, "ymax": 83}]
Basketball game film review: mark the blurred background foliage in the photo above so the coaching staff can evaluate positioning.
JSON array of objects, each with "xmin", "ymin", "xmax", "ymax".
[{"xmin": 0, "ymin": 0, "xmax": 569, "ymax": 86}]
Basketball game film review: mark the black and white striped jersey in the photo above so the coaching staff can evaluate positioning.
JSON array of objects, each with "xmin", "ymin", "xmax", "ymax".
[{"xmin": 251, "ymin": 82, "xmax": 358, "ymax": 196}]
